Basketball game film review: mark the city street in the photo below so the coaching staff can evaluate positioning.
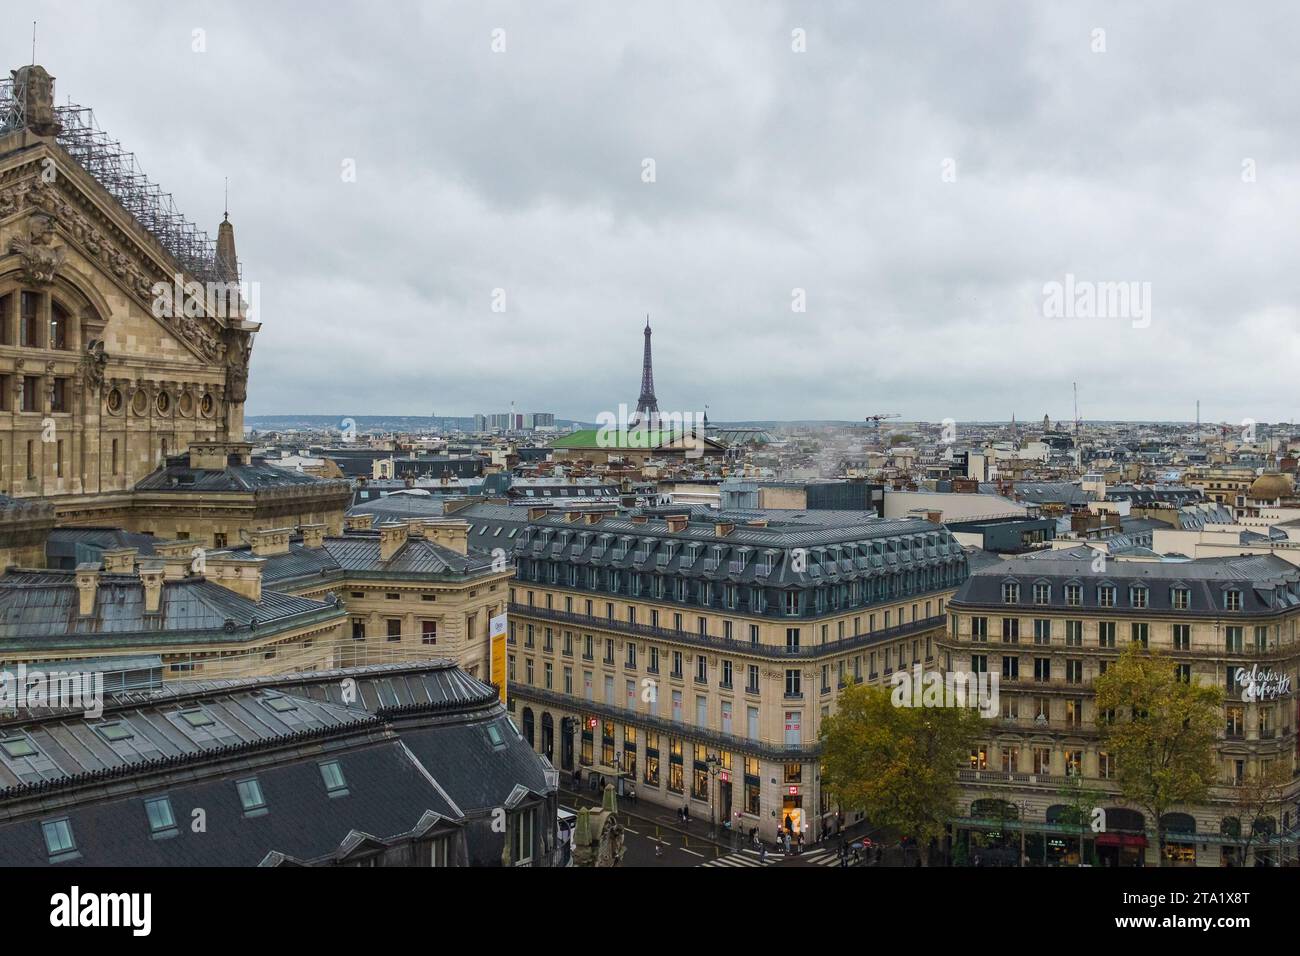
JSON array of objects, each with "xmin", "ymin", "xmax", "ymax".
[{"xmin": 562, "ymin": 788, "xmax": 885, "ymax": 867}]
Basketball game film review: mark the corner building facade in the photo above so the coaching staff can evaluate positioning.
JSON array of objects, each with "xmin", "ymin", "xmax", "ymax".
[
  {"xmin": 943, "ymin": 553, "xmax": 1300, "ymax": 866},
  {"xmin": 458, "ymin": 501, "xmax": 967, "ymax": 842}
]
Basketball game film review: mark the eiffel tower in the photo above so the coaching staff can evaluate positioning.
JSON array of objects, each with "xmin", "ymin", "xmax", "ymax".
[{"xmin": 631, "ymin": 316, "xmax": 659, "ymax": 427}]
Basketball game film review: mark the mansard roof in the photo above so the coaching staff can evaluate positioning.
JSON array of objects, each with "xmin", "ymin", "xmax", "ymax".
[
  {"xmin": 0, "ymin": 661, "xmax": 554, "ymax": 866},
  {"xmin": 210, "ymin": 533, "xmax": 502, "ymax": 587},
  {"xmin": 134, "ymin": 454, "xmax": 343, "ymax": 494},
  {"xmin": 951, "ymin": 553, "xmax": 1300, "ymax": 616},
  {"xmin": 0, "ymin": 568, "xmax": 343, "ymax": 646},
  {"xmin": 456, "ymin": 502, "xmax": 966, "ymax": 588}
]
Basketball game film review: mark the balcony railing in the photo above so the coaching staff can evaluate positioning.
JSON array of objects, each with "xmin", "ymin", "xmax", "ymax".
[
  {"xmin": 508, "ymin": 684, "xmax": 819, "ymax": 761},
  {"xmin": 509, "ymin": 603, "xmax": 945, "ymax": 660}
]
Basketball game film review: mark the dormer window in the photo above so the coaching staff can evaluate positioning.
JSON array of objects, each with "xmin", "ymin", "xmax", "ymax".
[
  {"xmin": 1225, "ymin": 589, "xmax": 1242, "ymax": 612},
  {"xmin": 1064, "ymin": 584, "xmax": 1082, "ymax": 607},
  {"xmin": 1097, "ymin": 585, "xmax": 1116, "ymax": 608},
  {"xmin": 1032, "ymin": 583, "xmax": 1050, "ymax": 605},
  {"xmin": 1001, "ymin": 582, "xmax": 1020, "ymax": 604},
  {"xmin": 1130, "ymin": 587, "xmax": 1148, "ymax": 609},
  {"xmin": 1171, "ymin": 587, "xmax": 1190, "ymax": 610}
]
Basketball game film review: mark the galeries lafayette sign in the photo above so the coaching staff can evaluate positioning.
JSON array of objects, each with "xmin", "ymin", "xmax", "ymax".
[{"xmin": 1237, "ymin": 665, "xmax": 1293, "ymax": 702}]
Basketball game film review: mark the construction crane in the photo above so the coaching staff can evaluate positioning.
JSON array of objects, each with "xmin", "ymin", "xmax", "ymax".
[{"xmin": 864, "ymin": 413, "xmax": 901, "ymax": 427}]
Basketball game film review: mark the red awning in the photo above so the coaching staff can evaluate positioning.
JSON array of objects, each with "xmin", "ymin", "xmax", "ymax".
[{"xmin": 1096, "ymin": 833, "xmax": 1148, "ymax": 848}]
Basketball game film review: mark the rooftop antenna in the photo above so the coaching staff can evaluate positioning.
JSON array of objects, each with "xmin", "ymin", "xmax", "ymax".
[
  {"xmin": 31, "ymin": 21, "xmax": 37, "ymax": 65},
  {"xmin": 223, "ymin": 176, "xmax": 229, "ymax": 221}
]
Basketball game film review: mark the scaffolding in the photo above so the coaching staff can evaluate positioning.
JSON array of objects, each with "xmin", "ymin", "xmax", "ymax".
[{"xmin": 0, "ymin": 76, "xmax": 229, "ymax": 284}]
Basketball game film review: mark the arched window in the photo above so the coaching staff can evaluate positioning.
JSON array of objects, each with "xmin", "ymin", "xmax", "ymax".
[
  {"xmin": 541, "ymin": 712, "xmax": 554, "ymax": 759},
  {"xmin": 49, "ymin": 300, "xmax": 70, "ymax": 350},
  {"xmin": 521, "ymin": 707, "xmax": 535, "ymax": 749},
  {"xmin": 1105, "ymin": 807, "xmax": 1145, "ymax": 832}
]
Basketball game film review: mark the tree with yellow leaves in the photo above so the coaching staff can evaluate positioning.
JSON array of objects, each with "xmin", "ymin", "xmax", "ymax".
[
  {"xmin": 819, "ymin": 683, "xmax": 984, "ymax": 865},
  {"xmin": 1093, "ymin": 642, "xmax": 1221, "ymax": 866}
]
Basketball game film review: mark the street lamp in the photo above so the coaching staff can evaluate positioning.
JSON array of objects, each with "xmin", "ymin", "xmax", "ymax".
[
  {"xmin": 1017, "ymin": 799, "xmax": 1029, "ymax": 867},
  {"xmin": 705, "ymin": 753, "xmax": 722, "ymax": 839}
]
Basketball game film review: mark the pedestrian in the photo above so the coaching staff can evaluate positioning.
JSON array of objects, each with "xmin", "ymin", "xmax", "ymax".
[
  {"xmin": 759, "ymin": 843, "xmax": 766, "ymax": 863},
  {"xmin": 573, "ymin": 767, "xmax": 581, "ymax": 789}
]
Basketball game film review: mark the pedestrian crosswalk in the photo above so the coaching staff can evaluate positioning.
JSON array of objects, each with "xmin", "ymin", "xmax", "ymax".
[
  {"xmin": 698, "ymin": 848, "xmax": 778, "ymax": 867},
  {"xmin": 799, "ymin": 848, "xmax": 839, "ymax": 866}
]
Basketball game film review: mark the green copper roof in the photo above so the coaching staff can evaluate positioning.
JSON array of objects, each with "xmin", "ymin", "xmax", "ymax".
[{"xmin": 550, "ymin": 429, "xmax": 695, "ymax": 449}]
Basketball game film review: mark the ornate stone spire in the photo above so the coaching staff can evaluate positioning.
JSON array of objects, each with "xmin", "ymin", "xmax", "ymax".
[{"xmin": 215, "ymin": 205, "xmax": 239, "ymax": 284}]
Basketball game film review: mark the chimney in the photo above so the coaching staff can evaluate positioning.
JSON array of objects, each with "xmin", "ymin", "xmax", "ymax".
[
  {"xmin": 162, "ymin": 555, "xmax": 191, "ymax": 580},
  {"xmin": 345, "ymin": 513, "xmax": 375, "ymax": 532},
  {"xmin": 528, "ymin": 506, "xmax": 552, "ymax": 521},
  {"xmin": 666, "ymin": 514, "xmax": 689, "ymax": 533},
  {"xmin": 714, "ymin": 521, "xmax": 735, "ymax": 537},
  {"xmin": 379, "ymin": 521, "xmax": 410, "ymax": 561},
  {"xmin": 74, "ymin": 562, "xmax": 99, "ymax": 617},
  {"xmin": 565, "ymin": 510, "xmax": 583, "ymax": 523},
  {"xmin": 249, "ymin": 527, "xmax": 292, "ymax": 557},
  {"xmin": 152, "ymin": 539, "xmax": 193, "ymax": 560},
  {"xmin": 584, "ymin": 509, "xmax": 613, "ymax": 525},
  {"xmin": 188, "ymin": 440, "xmax": 253, "ymax": 470},
  {"xmin": 631, "ymin": 513, "xmax": 648, "ymax": 524},
  {"xmin": 926, "ymin": 510, "xmax": 942, "ymax": 524},
  {"xmin": 204, "ymin": 556, "xmax": 265, "ymax": 602},
  {"xmin": 422, "ymin": 518, "xmax": 469, "ymax": 555},
  {"xmin": 102, "ymin": 547, "xmax": 138, "ymax": 574},
  {"xmin": 300, "ymin": 523, "xmax": 326, "ymax": 549},
  {"xmin": 139, "ymin": 560, "xmax": 166, "ymax": 614}
]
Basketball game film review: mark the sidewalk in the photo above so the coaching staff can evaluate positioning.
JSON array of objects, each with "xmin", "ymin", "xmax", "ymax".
[
  {"xmin": 559, "ymin": 785, "xmax": 733, "ymax": 851},
  {"xmin": 560, "ymin": 773, "xmax": 878, "ymax": 857}
]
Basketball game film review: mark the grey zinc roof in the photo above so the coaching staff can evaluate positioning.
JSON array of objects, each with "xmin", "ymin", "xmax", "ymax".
[
  {"xmin": 134, "ymin": 454, "xmax": 347, "ymax": 493},
  {"xmin": 211, "ymin": 535, "xmax": 500, "ymax": 588},
  {"xmin": 0, "ymin": 570, "xmax": 342, "ymax": 645},
  {"xmin": 951, "ymin": 552, "xmax": 1300, "ymax": 616},
  {"xmin": 457, "ymin": 501, "xmax": 966, "ymax": 588},
  {"xmin": 0, "ymin": 660, "xmax": 553, "ymax": 866}
]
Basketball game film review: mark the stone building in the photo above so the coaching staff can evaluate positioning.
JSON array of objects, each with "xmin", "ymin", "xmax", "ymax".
[
  {"xmin": 206, "ymin": 515, "xmax": 513, "ymax": 682},
  {"xmin": 943, "ymin": 553, "xmax": 1300, "ymax": 866},
  {"xmin": 0, "ymin": 64, "xmax": 254, "ymax": 502},
  {"xmin": 455, "ymin": 500, "xmax": 967, "ymax": 841}
]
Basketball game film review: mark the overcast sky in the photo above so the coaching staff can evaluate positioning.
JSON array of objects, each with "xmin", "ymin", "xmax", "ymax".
[{"xmin": 11, "ymin": 1, "xmax": 1300, "ymax": 424}]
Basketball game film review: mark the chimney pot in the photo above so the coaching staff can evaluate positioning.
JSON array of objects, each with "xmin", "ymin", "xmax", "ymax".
[
  {"xmin": 299, "ymin": 523, "xmax": 326, "ymax": 549},
  {"xmin": 379, "ymin": 521, "xmax": 410, "ymax": 561},
  {"xmin": 138, "ymin": 560, "xmax": 166, "ymax": 614},
  {"xmin": 74, "ymin": 562, "xmax": 100, "ymax": 617},
  {"xmin": 102, "ymin": 547, "xmax": 138, "ymax": 574}
]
